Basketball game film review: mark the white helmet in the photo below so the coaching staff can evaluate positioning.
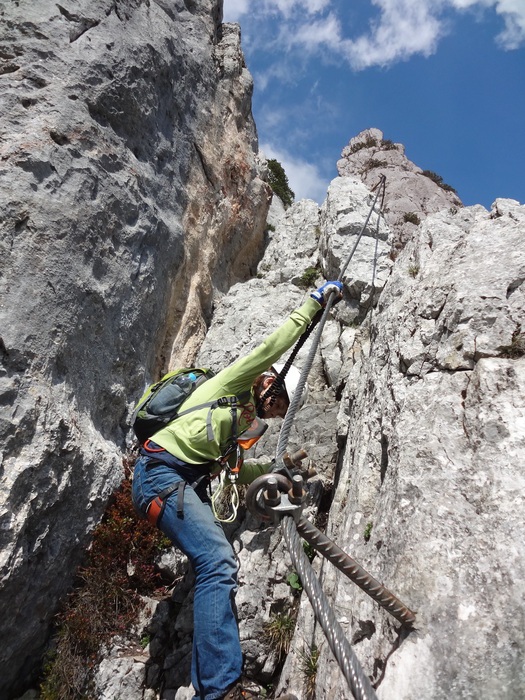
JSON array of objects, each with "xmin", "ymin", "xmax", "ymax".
[{"xmin": 272, "ymin": 363, "xmax": 309, "ymax": 410}]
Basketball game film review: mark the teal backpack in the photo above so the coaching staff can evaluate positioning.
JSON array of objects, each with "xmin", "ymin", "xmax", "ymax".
[{"xmin": 132, "ymin": 367, "xmax": 215, "ymax": 444}]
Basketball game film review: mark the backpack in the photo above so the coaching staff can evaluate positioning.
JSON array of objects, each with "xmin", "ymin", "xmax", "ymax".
[{"xmin": 132, "ymin": 367, "xmax": 215, "ymax": 444}]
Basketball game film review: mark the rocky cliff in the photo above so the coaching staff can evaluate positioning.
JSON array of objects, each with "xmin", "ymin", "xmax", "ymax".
[
  {"xmin": 0, "ymin": 1, "xmax": 269, "ymax": 695},
  {"xmin": 94, "ymin": 180, "xmax": 524, "ymax": 700},
  {"xmin": 2, "ymin": 2, "xmax": 524, "ymax": 699},
  {"xmin": 337, "ymin": 127, "xmax": 463, "ymax": 251},
  {"xmin": 277, "ymin": 194, "xmax": 525, "ymax": 700}
]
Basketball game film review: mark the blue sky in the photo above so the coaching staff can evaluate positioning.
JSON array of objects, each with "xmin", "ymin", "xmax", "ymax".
[{"xmin": 222, "ymin": 0, "xmax": 525, "ymax": 209}]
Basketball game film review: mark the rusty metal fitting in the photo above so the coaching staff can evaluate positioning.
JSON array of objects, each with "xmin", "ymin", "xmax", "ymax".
[
  {"xmin": 246, "ymin": 473, "xmax": 306, "ymax": 523},
  {"xmin": 283, "ymin": 448, "xmax": 308, "ymax": 469},
  {"xmin": 288, "ymin": 474, "xmax": 307, "ymax": 505},
  {"xmin": 264, "ymin": 476, "xmax": 281, "ymax": 507}
]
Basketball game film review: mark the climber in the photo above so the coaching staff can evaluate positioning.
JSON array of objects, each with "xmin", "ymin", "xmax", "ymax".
[{"xmin": 132, "ymin": 280, "xmax": 343, "ymax": 700}]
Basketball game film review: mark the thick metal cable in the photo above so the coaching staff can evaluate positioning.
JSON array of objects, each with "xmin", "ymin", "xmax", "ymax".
[
  {"xmin": 273, "ymin": 177, "xmax": 392, "ymax": 697},
  {"xmin": 275, "ymin": 294, "xmax": 335, "ymax": 464},
  {"xmin": 276, "ymin": 175, "xmax": 387, "ymax": 464},
  {"xmin": 281, "ymin": 517, "xmax": 378, "ymax": 700},
  {"xmin": 339, "ymin": 175, "xmax": 386, "ymax": 282},
  {"xmin": 367, "ymin": 178, "xmax": 386, "ymax": 325}
]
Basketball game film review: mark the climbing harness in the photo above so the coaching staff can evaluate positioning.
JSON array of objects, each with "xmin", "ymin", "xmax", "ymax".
[
  {"xmin": 248, "ymin": 176, "xmax": 416, "ymax": 700},
  {"xmin": 141, "ymin": 440, "xmax": 212, "ymax": 526}
]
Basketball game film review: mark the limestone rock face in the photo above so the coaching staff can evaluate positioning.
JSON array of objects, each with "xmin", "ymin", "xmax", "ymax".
[
  {"xmin": 3, "ymin": 2, "xmax": 524, "ymax": 695},
  {"xmin": 0, "ymin": 1, "xmax": 269, "ymax": 694},
  {"xmin": 319, "ymin": 176, "xmax": 392, "ymax": 319},
  {"xmin": 278, "ymin": 198, "xmax": 525, "ymax": 699},
  {"xmin": 136, "ymin": 187, "xmax": 524, "ymax": 700},
  {"xmin": 337, "ymin": 127, "xmax": 463, "ymax": 250},
  {"xmin": 257, "ymin": 198, "xmax": 320, "ymax": 286}
]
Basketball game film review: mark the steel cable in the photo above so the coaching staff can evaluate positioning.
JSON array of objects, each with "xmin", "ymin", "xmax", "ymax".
[
  {"xmin": 275, "ymin": 175, "xmax": 386, "ymax": 464},
  {"xmin": 272, "ymin": 177, "xmax": 389, "ymax": 697},
  {"xmin": 339, "ymin": 175, "xmax": 386, "ymax": 282},
  {"xmin": 281, "ymin": 516, "xmax": 379, "ymax": 700}
]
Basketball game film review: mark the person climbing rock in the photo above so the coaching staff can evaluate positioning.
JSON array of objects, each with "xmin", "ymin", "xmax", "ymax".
[{"xmin": 132, "ymin": 281, "xmax": 343, "ymax": 700}]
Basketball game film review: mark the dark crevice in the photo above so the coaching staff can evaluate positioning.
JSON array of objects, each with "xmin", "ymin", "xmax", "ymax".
[
  {"xmin": 56, "ymin": 5, "xmax": 100, "ymax": 42},
  {"xmin": 314, "ymin": 481, "xmax": 334, "ymax": 533},
  {"xmin": 193, "ymin": 141, "xmax": 216, "ymax": 187},
  {"xmin": 332, "ymin": 430, "xmax": 347, "ymax": 495},
  {"xmin": 0, "ymin": 63, "xmax": 21, "ymax": 75},
  {"xmin": 50, "ymin": 131, "xmax": 69, "ymax": 146},
  {"xmin": 506, "ymin": 278, "xmax": 524, "ymax": 299},
  {"xmin": 380, "ymin": 433, "xmax": 388, "ymax": 484}
]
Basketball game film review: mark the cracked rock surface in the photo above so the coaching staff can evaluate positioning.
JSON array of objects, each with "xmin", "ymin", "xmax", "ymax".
[
  {"xmin": 277, "ymin": 197, "xmax": 525, "ymax": 699},
  {"xmin": 3, "ymin": 1, "xmax": 525, "ymax": 697},
  {"xmin": 0, "ymin": 0, "xmax": 268, "ymax": 694}
]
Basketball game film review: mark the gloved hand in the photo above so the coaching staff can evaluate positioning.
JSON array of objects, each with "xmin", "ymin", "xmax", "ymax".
[{"xmin": 310, "ymin": 280, "xmax": 343, "ymax": 307}]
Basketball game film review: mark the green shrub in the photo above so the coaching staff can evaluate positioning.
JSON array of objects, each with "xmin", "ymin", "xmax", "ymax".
[
  {"xmin": 299, "ymin": 644, "xmax": 320, "ymax": 699},
  {"xmin": 364, "ymin": 158, "xmax": 387, "ymax": 172},
  {"xmin": 267, "ymin": 158, "xmax": 295, "ymax": 208},
  {"xmin": 421, "ymin": 170, "xmax": 457, "ymax": 195},
  {"xmin": 364, "ymin": 522, "xmax": 373, "ymax": 542},
  {"xmin": 287, "ymin": 571, "xmax": 303, "ymax": 594},
  {"xmin": 302, "ymin": 540, "xmax": 316, "ymax": 562},
  {"xmin": 403, "ymin": 212, "xmax": 421, "ymax": 225},
  {"xmin": 381, "ymin": 138, "xmax": 397, "ymax": 150},
  {"xmin": 349, "ymin": 136, "xmax": 378, "ymax": 154},
  {"xmin": 297, "ymin": 266, "xmax": 319, "ymax": 288},
  {"xmin": 265, "ymin": 612, "xmax": 297, "ymax": 661}
]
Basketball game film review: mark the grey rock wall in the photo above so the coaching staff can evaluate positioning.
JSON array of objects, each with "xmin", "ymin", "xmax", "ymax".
[
  {"xmin": 0, "ymin": 1, "xmax": 269, "ymax": 695},
  {"xmin": 277, "ymin": 198, "xmax": 525, "ymax": 699},
  {"xmin": 338, "ymin": 127, "xmax": 463, "ymax": 250},
  {"xmin": 80, "ymin": 175, "xmax": 525, "ymax": 700},
  {"xmin": 100, "ymin": 186, "xmax": 396, "ymax": 699},
  {"xmin": 2, "ymin": 1, "xmax": 523, "ymax": 697}
]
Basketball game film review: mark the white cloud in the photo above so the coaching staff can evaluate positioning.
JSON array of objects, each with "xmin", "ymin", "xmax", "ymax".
[
  {"xmin": 491, "ymin": 0, "xmax": 525, "ymax": 48},
  {"xmin": 445, "ymin": 0, "xmax": 525, "ymax": 48},
  {"xmin": 223, "ymin": 0, "xmax": 250, "ymax": 22},
  {"xmin": 343, "ymin": 0, "xmax": 445, "ymax": 69},
  {"xmin": 226, "ymin": 0, "xmax": 525, "ymax": 69},
  {"xmin": 224, "ymin": 0, "xmax": 331, "ymax": 22},
  {"xmin": 344, "ymin": 0, "xmax": 525, "ymax": 65},
  {"xmin": 260, "ymin": 142, "xmax": 330, "ymax": 203},
  {"xmin": 282, "ymin": 12, "xmax": 345, "ymax": 50},
  {"xmin": 265, "ymin": 0, "xmax": 332, "ymax": 16}
]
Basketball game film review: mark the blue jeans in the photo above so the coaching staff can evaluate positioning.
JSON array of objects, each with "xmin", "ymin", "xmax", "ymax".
[{"xmin": 132, "ymin": 455, "xmax": 242, "ymax": 700}]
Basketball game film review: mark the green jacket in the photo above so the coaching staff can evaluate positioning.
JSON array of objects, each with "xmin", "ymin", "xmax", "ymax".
[{"xmin": 152, "ymin": 297, "xmax": 321, "ymax": 484}]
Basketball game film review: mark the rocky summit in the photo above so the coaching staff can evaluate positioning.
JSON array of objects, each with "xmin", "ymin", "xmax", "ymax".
[{"xmin": 1, "ymin": 2, "xmax": 524, "ymax": 700}]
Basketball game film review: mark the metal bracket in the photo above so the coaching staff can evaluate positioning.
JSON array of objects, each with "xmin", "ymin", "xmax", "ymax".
[{"xmin": 246, "ymin": 473, "xmax": 308, "ymax": 524}]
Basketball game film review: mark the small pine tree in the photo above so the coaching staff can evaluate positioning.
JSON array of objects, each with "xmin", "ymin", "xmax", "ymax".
[{"xmin": 267, "ymin": 158, "xmax": 295, "ymax": 208}]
